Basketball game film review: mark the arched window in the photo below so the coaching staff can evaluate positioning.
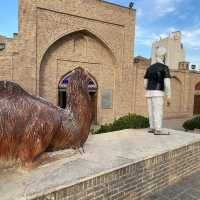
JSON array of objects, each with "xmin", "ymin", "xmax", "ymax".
[
  {"xmin": 59, "ymin": 71, "xmax": 97, "ymax": 92},
  {"xmin": 0, "ymin": 43, "xmax": 5, "ymax": 51},
  {"xmin": 195, "ymin": 82, "xmax": 200, "ymax": 91}
]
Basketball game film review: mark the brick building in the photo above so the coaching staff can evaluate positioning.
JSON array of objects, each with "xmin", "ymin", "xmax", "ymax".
[
  {"xmin": 0, "ymin": 0, "xmax": 199, "ymax": 124},
  {"xmin": 151, "ymin": 31, "xmax": 186, "ymax": 70}
]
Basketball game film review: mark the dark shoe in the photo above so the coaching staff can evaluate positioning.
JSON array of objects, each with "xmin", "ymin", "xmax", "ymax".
[{"xmin": 148, "ymin": 128, "xmax": 155, "ymax": 133}]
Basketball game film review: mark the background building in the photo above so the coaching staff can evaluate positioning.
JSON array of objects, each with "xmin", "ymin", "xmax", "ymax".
[
  {"xmin": 0, "ymin": 0, "xmax": 199, "ymax": 124},
  {"xmin": 190, "ymin": 63, "xmax": 200, "ymax": 72},
  {"xmin": 151, "ymin": 31, "xmax": 186, "ymax": 70}
]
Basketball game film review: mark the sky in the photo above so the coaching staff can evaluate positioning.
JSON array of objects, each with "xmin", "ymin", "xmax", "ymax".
[{"xmin": 0, "ymin": 0, "xmax": 200, "ymax": 64}]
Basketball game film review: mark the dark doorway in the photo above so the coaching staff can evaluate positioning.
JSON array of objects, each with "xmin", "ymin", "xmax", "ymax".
[
  {"xmin": 193, "ymin": 82, "xmax": 200, "ymax": 115},
  {"xmin": 194, "ymin": 95, "xmax": 200, "ymax": 115},
  {"xmin": 58, "ymin": 89, "xmax": 66, "ymax": 109},
  {"xmin": 58, "ymin": 89, "xmax": 97, "ymax": 123}
]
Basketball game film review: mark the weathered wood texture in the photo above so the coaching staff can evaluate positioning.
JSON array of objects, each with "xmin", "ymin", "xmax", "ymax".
[{"xmin": 0, "ymin": 67, "xmax": 92, "ymax": 167}]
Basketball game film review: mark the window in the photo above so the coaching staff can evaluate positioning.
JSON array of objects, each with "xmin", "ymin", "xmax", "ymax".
[
  {"xmin": 180, "ymin": 43, "xmax": 183, "ymax": 49},
  {"xmin": 0, "ymin": 43, "xmax": 5, "ymax": 51},
  {"xmin": 191, "ymin": 65, "xmax": 196, "ymax": 70}
]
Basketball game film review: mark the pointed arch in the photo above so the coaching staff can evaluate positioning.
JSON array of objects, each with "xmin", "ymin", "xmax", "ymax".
[
  {"xmin": 58, "ymin": 67, "xmax": 98, "ymax": 92},
  {"xmin": 166, "ymin": 75, "xmax": 183, "ymax": 113},
  {"xmin": 195, "ymin": 82, "xmax": 200, "ymax": 91},
  {"xmin": 171, "ymin": 76, "xmax": 182, "ymax": 85},
  {"xmin": 39, "ymin": 29, "xmax": 117, "ymax": 68},
  {"xmin": 38, "ymin": 29, "xmax": 117, "ymax": 96}
]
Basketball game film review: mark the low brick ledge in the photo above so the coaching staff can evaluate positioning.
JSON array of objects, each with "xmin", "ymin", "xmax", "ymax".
[
  {"xmin": 1, "ymin": 129, "xmax": 200, "ymax": 200},
  {"xmin": 32, "ymin": 141, "xmax": 200, "ymax": 200}
]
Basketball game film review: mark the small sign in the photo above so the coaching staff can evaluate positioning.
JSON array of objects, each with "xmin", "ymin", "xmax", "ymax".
[{"xmin": 101, "ymin": 89, "xmax": 113, "ymax": 109}]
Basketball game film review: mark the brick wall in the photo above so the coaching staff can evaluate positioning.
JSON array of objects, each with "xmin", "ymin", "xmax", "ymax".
[
  {"xmin": 0, "ymin": 55, "xmax": 13, "ymax": 80},
  {"xmin": 32, "ymin": 141, "xmax": 200, "ymax": 200}
]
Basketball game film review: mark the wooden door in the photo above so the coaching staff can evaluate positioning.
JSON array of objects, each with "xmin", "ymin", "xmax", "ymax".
[{"xmin": 194, "ymin": 95, "xmax": 200, "ymax": 115}]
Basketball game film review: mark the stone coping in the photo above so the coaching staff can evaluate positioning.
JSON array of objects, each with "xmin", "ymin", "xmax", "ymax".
[{"xmin": 0, "ymin": 128, "xmax": 200, "ymax": 200}]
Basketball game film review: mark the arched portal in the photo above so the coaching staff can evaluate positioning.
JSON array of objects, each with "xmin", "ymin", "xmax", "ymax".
[
  {"xmin": 39, "ymin": 30, "xmax": 116, "ymax": 124},
  {"xmin": 166, "ymin": 77, "xmax": 182, "ymax": 113},
  {"xmin": 58, "ymin": 70, "xmax": 98, "ymax": 123},
  {"xmin": 194, "ymin": 82, "xmax": 200, "ymax": 115}
]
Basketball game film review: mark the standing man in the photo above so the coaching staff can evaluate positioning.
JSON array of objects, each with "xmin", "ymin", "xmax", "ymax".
[{"xmin": 144, "ymin": 47, "xmax": 171, "ymax": 135}]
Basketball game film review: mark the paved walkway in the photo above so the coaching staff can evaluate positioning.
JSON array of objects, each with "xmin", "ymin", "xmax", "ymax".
[
  {"xmin": 163, "ymin": 117, "xmax": 191, "ymax": 131},
  {"xmin": 148, "ymin": 170, "xmax": 200, "ymax": 200}
]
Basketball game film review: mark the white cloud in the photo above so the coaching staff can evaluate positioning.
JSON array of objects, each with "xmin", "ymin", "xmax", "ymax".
[
  {"xmin": 155, "ymin": 0, "xmax": 176, "ymax": 16},
  {"xmin": 182, "ymin": 27, "xmax": 200, "ymax": 63},
  {"xmin": 157, "ymin": 7, "xmax": 176, "ymax": 17},
  {"xmin": 155, "ymin": 0, "xmax": 182, "ymax": 7},
  {"xmin": 159, "ymin": 27, "xmax": 176, "ymax": 38},
  {"xmin": 134, "ymin": 0, "xmax": 200, "ymax": 64},
  {"xmin": 136, "ymin": 26, "xmax": 178, "ymax": 47},
  {"xmin": 136, "ymin": 0, "xmax": 183, "ymax": 20},
  {"xmin": 135, "ymin": 25, "xmax": 200, "ymax": 63},
  {"xmin": 137, "ymin": 8, "xmax": 143, "ymax": 17},
  {"xmin": 182, "ymin": 28, "xmax": 200, "ymax": 50},
  {"xmin": 135, "ymin": 26, "xmax": 158, "ymax": 47}
]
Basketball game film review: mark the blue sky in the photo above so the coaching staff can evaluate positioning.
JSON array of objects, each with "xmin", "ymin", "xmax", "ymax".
[{"xmin": 0, "ymin": 0, "xmax": 200, "ymax": 64}]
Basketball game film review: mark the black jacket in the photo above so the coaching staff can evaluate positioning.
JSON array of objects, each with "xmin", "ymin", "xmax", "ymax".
[{"xmin": 144, "ymin": 62, "xmax": 171, "ymax": 91}]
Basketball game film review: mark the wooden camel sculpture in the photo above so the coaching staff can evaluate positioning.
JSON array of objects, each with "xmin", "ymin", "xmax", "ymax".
[{"xmin": 0, "ymin": 67, "xmax": 92, "ymax": 168}]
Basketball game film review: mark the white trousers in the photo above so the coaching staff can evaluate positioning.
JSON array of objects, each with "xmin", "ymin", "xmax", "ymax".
[{"xmin": 147, "ymin": 97, "xmax": 164, "ymax": 131}]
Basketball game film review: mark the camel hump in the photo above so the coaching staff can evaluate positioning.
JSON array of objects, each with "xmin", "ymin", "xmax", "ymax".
[{"xmin": 0, "ymin": 81, "xmax": 28, "ymax": 96}]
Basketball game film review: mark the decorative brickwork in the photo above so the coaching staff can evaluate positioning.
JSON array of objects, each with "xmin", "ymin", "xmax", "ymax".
[{"xmin": 33, "ymin": 142, "xmax": 200, "ymax": 200}]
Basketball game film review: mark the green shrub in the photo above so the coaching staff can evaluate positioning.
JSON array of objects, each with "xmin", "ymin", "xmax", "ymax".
[
  {"xmin": 93, "ymin": 113, "xmax": 149, "ymax": 134},
  {"xmin": 183, "ymin": 116, "xmax": 200, "ymax": 130}
]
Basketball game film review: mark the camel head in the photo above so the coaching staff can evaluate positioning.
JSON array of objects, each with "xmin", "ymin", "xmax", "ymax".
[{"xmin": 67, "ymin": 67, "xmax": 89, "ymax": 93}]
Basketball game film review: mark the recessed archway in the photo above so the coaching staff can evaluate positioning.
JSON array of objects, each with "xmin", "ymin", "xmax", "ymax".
[
  {"xmin": 58, "ymin": 69, "xmax": 98, "ymax": 123},
  {"xmin": 194, "ymin": 82, "xmax": 200, "ymax": 115},
  {"xmin": 39, "ymin": 30, "xmax": 116, "ymax": 124},
  {"xmin": 166, "ymin": 76, "xmax": 182, "ymax": 113}
]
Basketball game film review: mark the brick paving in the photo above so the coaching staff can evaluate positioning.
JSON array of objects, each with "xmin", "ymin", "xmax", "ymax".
[
  {"xmin": 163, "ymin": 117, "xmax": 191, "ymax": 131},
  {"xmin": 147, "ymin": 170, "xmax": 200, "ymax": 200}
]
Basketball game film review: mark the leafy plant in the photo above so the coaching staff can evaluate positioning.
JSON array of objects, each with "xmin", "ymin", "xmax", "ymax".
[
  {"xmin": 93, "ymin": 113, "xmax": 149, "ymax": 134},
  {"xmin": 183, "ymin": 116, "xmax": 200, "ymax": 130}
]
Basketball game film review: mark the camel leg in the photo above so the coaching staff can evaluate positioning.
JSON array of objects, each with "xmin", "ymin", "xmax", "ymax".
[
  {"xmin": 81, "ymin": 146, "xmax": 85, "ymax": 153},
  {"xmin": 34, "ymin": 152, "xmax": 58, "ymax": 166},
  {"xmin": 18, "ymin": 159, "xmax": 38, "ymax": 171},
  {"xmin": 18, "ymin": 153, "xmax": 54, "ymax": 171},
  {"xmin": 77, "ymin": 147, "xmax": 83, "ymax": 155}
]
